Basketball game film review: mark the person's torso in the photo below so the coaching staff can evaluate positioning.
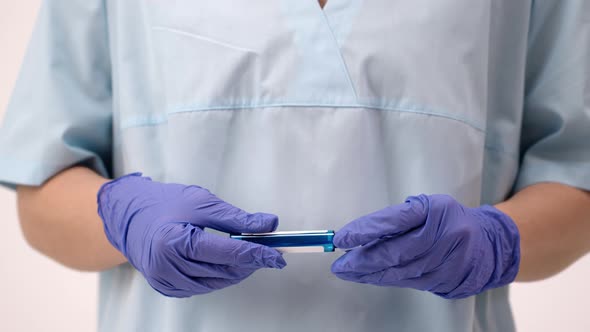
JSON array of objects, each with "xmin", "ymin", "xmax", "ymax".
[{"xmin": 100, "ymin": 1, "xmax": 531, "ymax": 331}]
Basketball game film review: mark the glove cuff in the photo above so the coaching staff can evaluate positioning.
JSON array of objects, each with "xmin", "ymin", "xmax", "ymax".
[
  {"xmin": 97, "ymin": 172, "xmax": 146, "ymax": 255},
  {"xmin": 477, "ymin": 205, "xmax": 521, "ymax": 291}
]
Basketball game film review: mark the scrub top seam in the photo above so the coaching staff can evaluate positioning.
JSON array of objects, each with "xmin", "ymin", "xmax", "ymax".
[
  {"xmin": 120, "ymin": 103, "xmax": 484, "ymax": 132},
  {"xmin": 319, "ymin": 9, "xmax": 359, "ymax": 101},
  {"xmin": 110, "ymin": 141, "xmax": 522, "ymax": 163}
]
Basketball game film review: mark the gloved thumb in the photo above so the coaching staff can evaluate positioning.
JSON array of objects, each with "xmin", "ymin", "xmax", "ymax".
[{"xmin": 333, "ymin": 195, "xmax": 429, "ymax": 249}]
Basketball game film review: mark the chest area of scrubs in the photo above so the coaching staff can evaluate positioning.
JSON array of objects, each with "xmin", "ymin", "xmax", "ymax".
[
  {"xmin": 107, "ymin": 0, "xmax": 502, "ymax": 228},
  {"xmin": 100, "ymin": 2, "xmax": 523, "ymax": 331},
  {"xmin": 125, "ymin": 0, "xmax": 491, "ymax": 131}
]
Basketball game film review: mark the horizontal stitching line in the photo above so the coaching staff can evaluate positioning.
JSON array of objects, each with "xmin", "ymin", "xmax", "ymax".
[
  {"xmin": 121, "ymin": 103, "xmax": 485, "ymax": 132},
  {"xmin": 120, "ymin": 115, "xmax": 168, "ymax": 129}
]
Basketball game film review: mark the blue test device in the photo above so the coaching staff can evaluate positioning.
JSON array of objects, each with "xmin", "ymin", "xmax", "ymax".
[{"xmin": 230, "ymin": 230, "xmax": 335, "ymax": 253}]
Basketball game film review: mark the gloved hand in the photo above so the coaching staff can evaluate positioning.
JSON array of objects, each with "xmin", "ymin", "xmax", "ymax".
[
  {"xmin": 97, "ymin": 173, "xmax": 286, "ymax": 298},
  {"xmin": 331, "ymin": 194, "xmax": 520, "ymax": 299}
]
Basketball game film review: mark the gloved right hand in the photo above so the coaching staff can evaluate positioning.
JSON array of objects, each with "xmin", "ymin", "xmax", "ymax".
[{"xmin": 97, "ymin": 173, "xmax": 286, "ymax": 297}]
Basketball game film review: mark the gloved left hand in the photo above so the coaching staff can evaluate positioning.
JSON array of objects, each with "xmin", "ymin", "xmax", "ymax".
[
  {"xmin": 331, "ymin": 194, "xmax": 520, "ymax": 299},
  {"xmin": 97, "ymin": 173, "xmax": 286, "ymax": 298}
]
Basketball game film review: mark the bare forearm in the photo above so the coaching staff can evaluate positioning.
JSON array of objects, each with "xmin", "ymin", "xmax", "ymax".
[
  {"xmin": 496, "ymin": 182, "xmax": 590, "ymax": 282},
  {"xmin": 17, "ymin": 166, "xmax": 126, "ymax": 271}
]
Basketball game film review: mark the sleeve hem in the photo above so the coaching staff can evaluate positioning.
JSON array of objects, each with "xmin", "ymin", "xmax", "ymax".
[
  {"xmin": 0, "ymin": 155, "xmax": 109, "ymax": 190},
  {"xmin": 514, "ymin": 159, "xmax": 590, "ymax": 193}
]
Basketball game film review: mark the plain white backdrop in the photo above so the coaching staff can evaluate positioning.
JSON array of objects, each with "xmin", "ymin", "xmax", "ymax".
[{"xmin": 0, "ymin": 2, "xmax": 588, "ymax": 331}]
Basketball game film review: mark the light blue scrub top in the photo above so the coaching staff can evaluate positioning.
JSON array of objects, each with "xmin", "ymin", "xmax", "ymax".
[{"xmin": 2, "ymin": 1, "xmax": 590, "ymax": 331}]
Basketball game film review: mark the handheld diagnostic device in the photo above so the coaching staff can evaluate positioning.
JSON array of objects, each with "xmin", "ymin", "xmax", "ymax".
[{"xmin": 230, "ymin": 230, "xmax": 335, "ymax": 253}]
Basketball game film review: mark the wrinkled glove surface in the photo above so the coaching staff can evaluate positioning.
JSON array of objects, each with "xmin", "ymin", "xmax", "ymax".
[
  {"xmin": 332, "ymin": 194, "xmax": 520, "ymax": 299},
  {"xmin": 98, "ymin": 173, "xmax": 286, "ymax": 298}
]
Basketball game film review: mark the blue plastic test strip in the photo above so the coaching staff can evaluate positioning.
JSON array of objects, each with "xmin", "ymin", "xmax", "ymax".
[{"xmin": 230, "ymin": 230, "xmax": 335, "ymax": 253}]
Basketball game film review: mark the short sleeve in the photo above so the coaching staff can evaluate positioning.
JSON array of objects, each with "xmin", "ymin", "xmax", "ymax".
[
  {"xmin": 0, "ymin": 0, "xmax": 112, "ymax": 189},
  {"xmin": 514, "ymin": 1, "xmax": 590, "ymax": 192}
]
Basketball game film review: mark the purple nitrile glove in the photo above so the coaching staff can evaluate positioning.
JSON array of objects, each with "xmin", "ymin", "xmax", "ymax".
[
  {"xmin": 331, "ymin": 194, "xmax": 520, "ymax": 299},
  {"xmin": 97, "ymin": 173, "xmax": 286, "ymax": 298}
]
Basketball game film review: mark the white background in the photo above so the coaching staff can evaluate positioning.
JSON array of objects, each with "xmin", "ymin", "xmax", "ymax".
[{"xmin": 0, "ymin": 2, "xmax": 588, "ymax": 331}]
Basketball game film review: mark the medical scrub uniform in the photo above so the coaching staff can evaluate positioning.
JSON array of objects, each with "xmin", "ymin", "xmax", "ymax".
[{"xmin": 1, "ymin": 1, "xmax": 589, "ymax": 331}]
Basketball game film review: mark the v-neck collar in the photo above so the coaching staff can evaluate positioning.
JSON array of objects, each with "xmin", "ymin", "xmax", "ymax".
[
  {"xmin": 320, "ymin": 0, "xmax": 364, "ymax": 45},
  {"xmin": 278, "ymin": 0, "xmax": 362, "ymax": 103}
]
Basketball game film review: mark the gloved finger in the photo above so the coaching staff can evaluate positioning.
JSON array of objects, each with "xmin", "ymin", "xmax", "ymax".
[
  {"xmin": 333, "ymin": 257, "xmax": 433, "ymax": 285},
  {"xmin": 146, "ymin": 244, "xmax": 258, "ymax": 280},
  {"xmin": 331, "ymin": 249, "xmax": 429, "ymax": 287},
  {"xmin": 372, "ymin": 247, "xmax": 484, "ymax": 299},
  {"xmin": 174, "ymin": 276, "xmax": 250, "ymax": 296},
  {"xmin": 352, "ymin": 264, "xmax": 473, "ymax": 299},
  {"xmin": 146, "ymin": 275, "xmax": 212, "ymax": 298},
  {"xmin": 331, "ymin": 228, "xmax": 440, "ymax": 275},
  {"xmin": 332, "ymin": 240, "xmax": 474, "ymax": 296},
  {"xmin": 333, "ymin": 195, "xmax": 429, "ymax": 250},
  {"xmin": 376, "ymin": 270, "xmax": 455, "ymax": 294},
  {"xmin": 167, "ymin": 224, "xmax": 287, "ymax": 269},
  {"xmin": 174, "ymin": 258, "xmax": 259, "ymax": 280},
  {"xmin": 187, "ymin": 190, "xmax": 279, "ymax": 234},
  {"xmin": 148, "ymin": 273, "xmax": 251, "ymax": 298},
  {"xmin": 197, "ymin": 275, "xmax": 252, "ymax": 291}
]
